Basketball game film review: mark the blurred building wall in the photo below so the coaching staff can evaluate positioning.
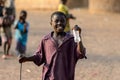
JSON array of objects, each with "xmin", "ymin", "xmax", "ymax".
[
  {"xmin": 15, "ymin": 0, "xmax": 120, "ymax": 13},
  {"xmin": 15, "ymin": 0, "xmax": 88, "ymax": 10},
  {"xmin": 89, "ymin": 0, "xmax": 120, "ymax": 13},
  {"xmin": 15, "ymin": 0, "xmax": 60, "ymax": 10},
  {"xmin": 67, "ymin": 0, "xmax": 88, "ymax": 8}
]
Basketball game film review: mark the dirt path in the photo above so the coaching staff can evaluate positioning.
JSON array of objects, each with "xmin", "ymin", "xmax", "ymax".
[{"xmin": 0, "ymin": 9, "xmax": 120, "ymax": 80}]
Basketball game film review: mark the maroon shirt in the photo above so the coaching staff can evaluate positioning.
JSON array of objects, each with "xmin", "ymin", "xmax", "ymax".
[{"xmin": 33, "ymin": 32, "xmax": 85, "ymax": 80}]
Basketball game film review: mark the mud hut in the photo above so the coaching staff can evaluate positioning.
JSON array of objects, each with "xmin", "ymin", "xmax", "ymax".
[
  {"xmin": 15, "ymin": 0, "xmax": 88, "ymax": 10},
  {"xmin": 89, "ymin": 0, "xmax": 120, "ymax": 13}
]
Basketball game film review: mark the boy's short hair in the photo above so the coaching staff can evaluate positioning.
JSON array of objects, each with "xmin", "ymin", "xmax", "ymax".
[
  {"xmin": 61, "ymin": 0, "xmax": 67, "ymax": 4},
  {"xmin": 20, "ymin": 10, "xmax": 27, "ymax": 17},
  {"xmin": 51, "ymin": 11, "xmax": 67, "ymax": 21}
]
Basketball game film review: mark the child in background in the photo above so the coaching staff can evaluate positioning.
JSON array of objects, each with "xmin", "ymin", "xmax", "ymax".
[
  {"xmin": 14, "ymin": 10, "xmax": 29, "ymax": 57},
  {"xmin": 0, "ymin": 0, "xmax": 4, "ymax": 46},
  {"xmin": 58, "ymin": 0, "xmax": 76, "ymax": 33},
  {"xmin": 2, "ymin": 8, "xmax": 12, "ymax": 59},
  {"xmin": 4, "ymin": 0, "xmax": 16, "ymax": 24},
  {"xmin": 19, "ymin": 11, "xmax": 86, "ymax": 80},
  {"xmin": 0, "ymin": 0, "xmax": 4, "ymax": 16},
  {"xmin": 0, "ymin": 0, "xmax": 4, "ymax": 24}
]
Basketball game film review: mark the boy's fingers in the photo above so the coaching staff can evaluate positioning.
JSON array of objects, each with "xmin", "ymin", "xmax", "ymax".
[
  {"xmin": 19, "ymin": 58, "xmax": 23, "ymax": 63},
  {"xmin": 19, "ymin": 59, "xmax": 22, "ymax": 63},
  {"xmin": 19, "ymin": 57, "xmax": 26, "ymax": 63},
  {"xmin": 84, "ymin": 56, "xmax": 87, "ymax": 59}
]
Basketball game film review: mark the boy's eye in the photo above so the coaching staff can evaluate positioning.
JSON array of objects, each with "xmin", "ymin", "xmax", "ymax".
[
  {"xmin": 55, "ymin": 20, "xmax": 59, "ymax": 23},
  {"xmin": 55, "ymin": 19, "xmax": 64, "ymax": 23}
]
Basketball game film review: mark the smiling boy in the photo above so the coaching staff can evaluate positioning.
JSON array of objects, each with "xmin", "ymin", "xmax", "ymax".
[{"xmin": 19, "ymin": 11, "xmax": 86, "ymax": 80}]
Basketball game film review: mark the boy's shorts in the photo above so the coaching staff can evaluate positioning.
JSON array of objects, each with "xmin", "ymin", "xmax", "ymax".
[
  {"xmin": 16, "ymin": 41, "xmax": 26, "ymax": 54},
  {"xmin": 3, "ymin": 27, "xmax": 12, "ymax": 42}
]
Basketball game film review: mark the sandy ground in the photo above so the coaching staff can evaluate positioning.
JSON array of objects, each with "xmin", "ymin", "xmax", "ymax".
[{"xmin": 0, "ymin": 9, "xmax": 120, "ymax": 80}]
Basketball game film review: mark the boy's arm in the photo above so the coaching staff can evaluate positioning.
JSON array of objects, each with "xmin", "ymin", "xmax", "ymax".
[
  {"xmin": 77, "ymin": 40, "xmax": 87, "ymax": 59},
  {"xmin": 73, "ymin": 25, "xmax": 87, "ymax": 59},
  {"xmin": 68, "ymin": 14, "xmax": 76, "ymax": 19},
  {"xmin": 23, "ymin": 22, "xmax": 28, "ymax": 33},
  {"xmin": 14, "ymin": 20, "xmax": 18, "ymax": 29},
  {"xmin": 19, "ymin": 55, "xmax": 36, "ymax": 63},
  {"xmin": 14, "ymin": 24, "xmax": 18, "ymax": 29},
  {"xmin": 19, "ymin": 39, "xmax": 46, "ymax": 66}
]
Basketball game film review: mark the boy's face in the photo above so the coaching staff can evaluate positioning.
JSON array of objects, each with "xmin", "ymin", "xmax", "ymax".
[
  {"xmin": 50, "ymin": 14, "xmax": 66, "ymax": 33},
  {"xmin": 20, "ymin": 12, "xmax": 26, "ymax": 20},
  {"xmin": 61, "ymin": 0, "xmax": 67, "ymax": 4}
]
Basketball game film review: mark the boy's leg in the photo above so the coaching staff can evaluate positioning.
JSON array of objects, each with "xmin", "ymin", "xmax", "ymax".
[
  {"xmin": 6, "ymin": 39, "xmax": 12, "ymax": 55},
  {"xmin": 2, "ymin": 41, "xmax": 7, "ymax": 59},
  {"xmin": 20, "ymin": 45, "xmax": 26, "ymax": 57},
  {"xmin": 3, "ymin": 41, "xmax": 7, "ymax": 55},
  {"xmin": 16, "ymin": 41, "xmax": 25, "ymax": 58},
  {"xmin": 16, "ymin": 41, "xmax": 20, "ymax": 57}
]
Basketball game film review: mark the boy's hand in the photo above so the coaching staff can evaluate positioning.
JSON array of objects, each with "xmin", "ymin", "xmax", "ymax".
[
  {"xmin": 72, "ymin": 25, "xmax": 81, "ymax": 34},
  {"xmin": 73, "ymin": 25, "xmax": 87, "ymax": 59},
  {"xmin": 19, "ymin": 56, "xmax": 27, "ymax": 63},
  {"xmin": 69, "ymin": 14, "xmax": 76, "ymax": 19},
  {"xmin": 82, "ymin": 47, "xmax": 87, "ymax": 59}
]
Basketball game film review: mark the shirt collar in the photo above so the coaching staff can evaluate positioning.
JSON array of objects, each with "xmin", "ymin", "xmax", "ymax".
[{"xmin": 44, "ymin": 31, "xmax": 73, "ymax": 42}]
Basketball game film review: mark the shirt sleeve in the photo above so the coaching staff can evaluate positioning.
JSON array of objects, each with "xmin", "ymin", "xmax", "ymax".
[{"xmin": 33, "ymin": 39, "xmax": 46, "ymax": 66}]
